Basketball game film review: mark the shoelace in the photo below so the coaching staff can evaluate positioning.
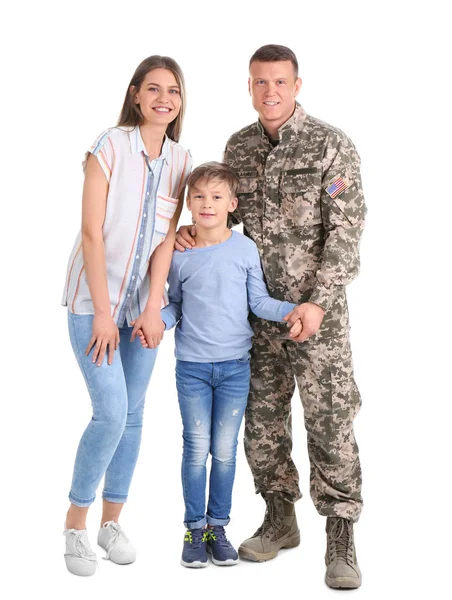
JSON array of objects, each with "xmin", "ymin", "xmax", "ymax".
[
  {"xmin": 208, "ymin": 527, "xmax": 231, "ymax": 547},
  {"xmin": 186, "ymin": 529, "xmax": 208, "ymax": 548},
  {"xmin": 103, "ymin": 522, "xmax": 129, "ymax": 560},
  {"xmin": 328, "ymin": 518, "xmax": 355, "ymax": 565},
  {"xmin": 254, "ymin": 495, "xmax": 284, "ymax": 541},
  {"xmin": 65, "ymin": 530, "xmax": 97, "ymax": 564}
]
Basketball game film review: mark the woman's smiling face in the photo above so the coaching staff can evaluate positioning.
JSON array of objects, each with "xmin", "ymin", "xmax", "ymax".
[{"xmin": 133, "ymin": 68, "xmax": 181, "ymax": 126}]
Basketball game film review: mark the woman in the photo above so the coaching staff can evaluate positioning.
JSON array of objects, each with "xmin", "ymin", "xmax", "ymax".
[{"xmin": 61, "ymin": 55, "xmax": 192, "ymax": 576}]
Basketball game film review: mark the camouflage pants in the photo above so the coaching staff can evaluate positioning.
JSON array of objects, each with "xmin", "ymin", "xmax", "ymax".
[{"xmin": 244, "ymin": 330, "xmax": 363, "ymax": 522}]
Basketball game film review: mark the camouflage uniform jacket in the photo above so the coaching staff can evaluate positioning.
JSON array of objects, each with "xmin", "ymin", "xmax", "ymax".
[{"xmin": 223, "ymin": 102, "xmax": 366, "ymax": 340}]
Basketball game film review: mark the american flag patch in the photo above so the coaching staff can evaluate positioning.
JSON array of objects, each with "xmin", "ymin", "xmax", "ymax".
[{"xmin": 326, "ymin": 177, "xmax": 348, "ymax": 199}]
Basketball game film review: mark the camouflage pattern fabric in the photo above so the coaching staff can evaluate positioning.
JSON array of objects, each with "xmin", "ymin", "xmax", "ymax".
[
  {"xmin": 223, "ymin": 103, "xmax": 366, "ymax": 521},
  {"xmin": 246, "ymin": 325, "xmax": 362, "ymax": 521}
]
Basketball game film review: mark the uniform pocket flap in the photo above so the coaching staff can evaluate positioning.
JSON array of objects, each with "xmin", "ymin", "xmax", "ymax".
[
  {"xmin": 238, "ymin": 177, "xmax": 258, "ymax": 195},
  {"xmin": 282, "ymin": 169, "xmax": 318, "ymax": 193}
]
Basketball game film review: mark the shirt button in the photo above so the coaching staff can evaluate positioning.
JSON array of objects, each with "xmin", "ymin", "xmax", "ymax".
[
  {"xmin": 144, "ymin": 213, "xmax": 147, "ymax": 218},
  {"xmin": 140, "ymin": 234, "xmax": 143, "ymax": 238},
  {"xmin": 136, "ymin": 255, "xmax": 140, "ymax": 259},
  {"xmin": 132, "ymin": 276, "xmax": 135, "ymax": 280},
  {"xmin": 127, "ymin": 294, "xmax": 131, "ymax": 298}
]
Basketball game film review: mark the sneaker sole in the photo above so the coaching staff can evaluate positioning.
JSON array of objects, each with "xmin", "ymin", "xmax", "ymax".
[
  {"xmin": 206, "ymin": 546, "xmax": 239, "ymax": 566},
  {"xmin": 325, "ymin": 575, "xmax": 361, "ymax": 589},
  {"xmin": 238, "ymin": 530, "xmax": 300, "ymax": 562},
  {"xmin": 180, "ymin": 559, "xmax": 208, "ymax": 568},
  {"xmin": 210, "ymin": 556, "xmax": 239, "ymax": 566},
  {"xmin": 105, "ymin": 554, "xmax": 136, "ymax": 565}
]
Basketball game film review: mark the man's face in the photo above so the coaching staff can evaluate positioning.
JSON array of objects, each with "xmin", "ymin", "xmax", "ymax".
[{"xmin": 248, "ymin": 60, "xmax": 302, "ymax": 133}]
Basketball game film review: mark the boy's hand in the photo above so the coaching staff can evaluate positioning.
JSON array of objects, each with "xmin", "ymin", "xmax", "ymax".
[
  {"xmin": 283, "ymin": 302, "xmax": 325, "ymax": 342},
  {"xmin": 288, "ymin": 318, "xmax": 303, "ymax": 339},
  {"xmin": 175, "ymin": 225, "xmax": 197, "ymax": 251},
  {"xmin": 130, "ymin": 308, "xmax": 165, "ymax": 349},
  {"xmin": 136, "ymin": 329, "xmax": 148, "ymax": 348}
]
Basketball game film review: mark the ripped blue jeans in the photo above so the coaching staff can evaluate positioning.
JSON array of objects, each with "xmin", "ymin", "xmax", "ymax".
[{"xmin": 175, "ymin": 357, "xmax": 250, "ymax": 528}]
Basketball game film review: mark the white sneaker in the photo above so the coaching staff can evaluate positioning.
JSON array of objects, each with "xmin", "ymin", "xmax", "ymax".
[
  {"xmin": 63, "ymin": 527, "xmax": 98, "ymax": 576},
  {"xmin": 98, "ymin": 521, "xmax": 136, "ymax": 565}
]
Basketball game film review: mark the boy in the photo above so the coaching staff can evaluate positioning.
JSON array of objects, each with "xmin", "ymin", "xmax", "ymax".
[{"xmin": 139, "ymin": 162, "xmax": 302, "ymax": 568}]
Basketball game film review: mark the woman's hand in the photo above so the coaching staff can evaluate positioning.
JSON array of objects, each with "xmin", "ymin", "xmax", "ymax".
[
  {"xmin": 130, "ymin": 308, "xmax": 165, "ymax": 349},
  {"xmin": 85, "ymin": 313, "xmax": 120, "ymax": 366}
]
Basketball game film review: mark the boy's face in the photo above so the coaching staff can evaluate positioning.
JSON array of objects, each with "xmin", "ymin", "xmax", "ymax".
[{"xmin": 187, "ymin": 179, "xmax": 238, "ymax": 230}]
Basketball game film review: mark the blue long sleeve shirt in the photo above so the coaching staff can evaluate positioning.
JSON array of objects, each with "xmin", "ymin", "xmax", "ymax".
[{"xmin": 161, "ymin": 230, "xmax": 297, "ymax": 362}]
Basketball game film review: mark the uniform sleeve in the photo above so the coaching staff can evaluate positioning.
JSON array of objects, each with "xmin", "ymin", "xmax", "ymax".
[
  {"xmin": 309, "ymin": 133, "xmax": 367, "ymax": 312},
  {"xmin": 247, "ymin": 244, "xmax": 297, "ymax": 321},
  {"xmin": 160, "ymin": 257, "xmax": 183, "ymax": 330},
  {"xmin": 83, "ymin": 129, "xmax": 115, "ymax": 183},
  {"xmin": 223, "ymin": 141, "xmax": 242, "ymax": 227}
]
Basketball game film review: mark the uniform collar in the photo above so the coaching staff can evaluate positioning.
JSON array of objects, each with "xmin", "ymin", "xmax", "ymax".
[
  {"xmin": 129, "ymin": 126, "xmax": 170, "ymax": 164},
  {"xmin": 257, "ymin": 102, "xmax": 307, "ymax": 145}
]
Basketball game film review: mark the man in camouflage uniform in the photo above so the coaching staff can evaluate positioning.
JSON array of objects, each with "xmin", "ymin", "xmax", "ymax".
[{"xmin": 176, "ymin": 44, "xmax": 365, "ymax": 589}]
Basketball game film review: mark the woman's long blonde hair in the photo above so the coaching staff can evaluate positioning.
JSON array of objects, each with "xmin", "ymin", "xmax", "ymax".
[{"xmin": 117, "ymin": 55, "xmax": 186, "ymax": 142}]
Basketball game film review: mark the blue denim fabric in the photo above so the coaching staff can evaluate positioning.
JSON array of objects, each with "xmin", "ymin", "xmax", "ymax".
[
  {"xmin": 67, "ymin": 312, "xmax": 157, "ymax": 507},
  {"xmin": 176, "ymin": 356, "xmax": 250, "ymax": 528}
]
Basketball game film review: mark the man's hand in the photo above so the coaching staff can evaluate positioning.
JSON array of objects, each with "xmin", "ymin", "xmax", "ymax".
[
  {"xmin": 130, "ymin": 308, "xmax": 165, "ymax": 349},
  {"xmin": 175, "ymin": 225, "xmax": 197, "ymax": 251},
  {"xmin": 283, "ymin": 302, "xmax": 326, "ymax": 342}
]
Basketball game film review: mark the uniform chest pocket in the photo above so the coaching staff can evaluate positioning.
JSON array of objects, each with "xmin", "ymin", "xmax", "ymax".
[
  {"xmin": 281, "ymin": 169, "xmax": 322, "ymax": 227},
  {"xmin": 238, "ymin": 176, "xmax": 258, "ymax": 195},
  {"xmin": 237, "ymin": 176, "xmax": 262, "ymax": 224}
]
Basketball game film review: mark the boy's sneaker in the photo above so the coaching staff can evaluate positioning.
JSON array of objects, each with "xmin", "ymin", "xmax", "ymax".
[
  {"xmin": 181, "ymin": 528, "xmax": 208, "ymax": 568},
  {"xmin": 207, "ymin": 526, "xmax": 239, "ymax": 566},
  {"xmin": 63, "ymin": 527, "xmax": 98, "ymax": 576},
  {"xmin": 98, "ymin": 521, "xmax": 136, "ymax": 565}
]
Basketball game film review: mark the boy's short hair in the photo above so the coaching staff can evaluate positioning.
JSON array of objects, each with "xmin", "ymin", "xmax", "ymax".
[
  {"xmin": 249, "ymin": 44, "xmax": 299, "ymax": 78},
  {"xmin": 186, "ymin": 161, "xmax": 239, "ymax": 197}
]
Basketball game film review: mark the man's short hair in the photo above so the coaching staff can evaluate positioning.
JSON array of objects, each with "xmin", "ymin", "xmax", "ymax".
[
  {"xmin": 186, "ymin": 162, "xmax": 239, "ymax": 197},
  {"xmin": 249, "ymin": 44, "xmax": 299, "ymax": 78}
]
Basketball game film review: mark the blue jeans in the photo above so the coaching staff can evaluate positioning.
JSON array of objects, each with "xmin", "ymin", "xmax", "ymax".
[
  {"xmin": 176, "ymin": 357, "xmax": 250, "ymax": 528},
  {"xmin": 67, "ymin": 312, "xmax": 157, "ymax": 507}
]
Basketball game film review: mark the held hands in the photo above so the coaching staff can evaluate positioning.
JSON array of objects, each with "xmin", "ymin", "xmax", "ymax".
[
  {"xmin": 131, "ymin": 307, "xmax": 165, "ymax": 349},
  {"xmin": 85, "ymin": 313, "xmax": 120, "ymax": 366},
  {"xmin": 288, "ymin": 318, "xmax": 303, "ymax": 339},
  {"xmin": 175, "ymin": 225, "xmax": 197, "ymax": 251},
  {"xmin": 284, "ymin": 302, "xmax": 326, "ymax": 343}
]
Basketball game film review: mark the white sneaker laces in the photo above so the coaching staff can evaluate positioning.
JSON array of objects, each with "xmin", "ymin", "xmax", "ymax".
[
  {"xmin": 64, "ymin": 529, "xmax": 98, "ymax": 564},
  {"xmin": 102, "ymin": 522, "xmax": 129, "ymax": 560}
]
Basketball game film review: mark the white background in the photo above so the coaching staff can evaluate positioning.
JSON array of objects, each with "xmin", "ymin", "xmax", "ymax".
[{"xmin": 1, "ymin": 0, "xmax": 450, "ymax": 597}]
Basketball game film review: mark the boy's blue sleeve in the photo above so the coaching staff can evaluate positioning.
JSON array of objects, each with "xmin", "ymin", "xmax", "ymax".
[
  {"xmin": 161, "ymin": 257, "xmax": 183, "ymax": 330},
  {"xmin": 247, "ymin": 244, "xmax": 297, "ymax": 321}
]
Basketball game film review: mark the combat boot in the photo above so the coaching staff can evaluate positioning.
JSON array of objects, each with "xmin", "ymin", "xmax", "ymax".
[
  {"xmin": 238, "ymin": 492, "xmax": 300, "ymax": 561},
  {"xmin": 325, "ymin": 517, "xmax": 361, "ymax": 589}
]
